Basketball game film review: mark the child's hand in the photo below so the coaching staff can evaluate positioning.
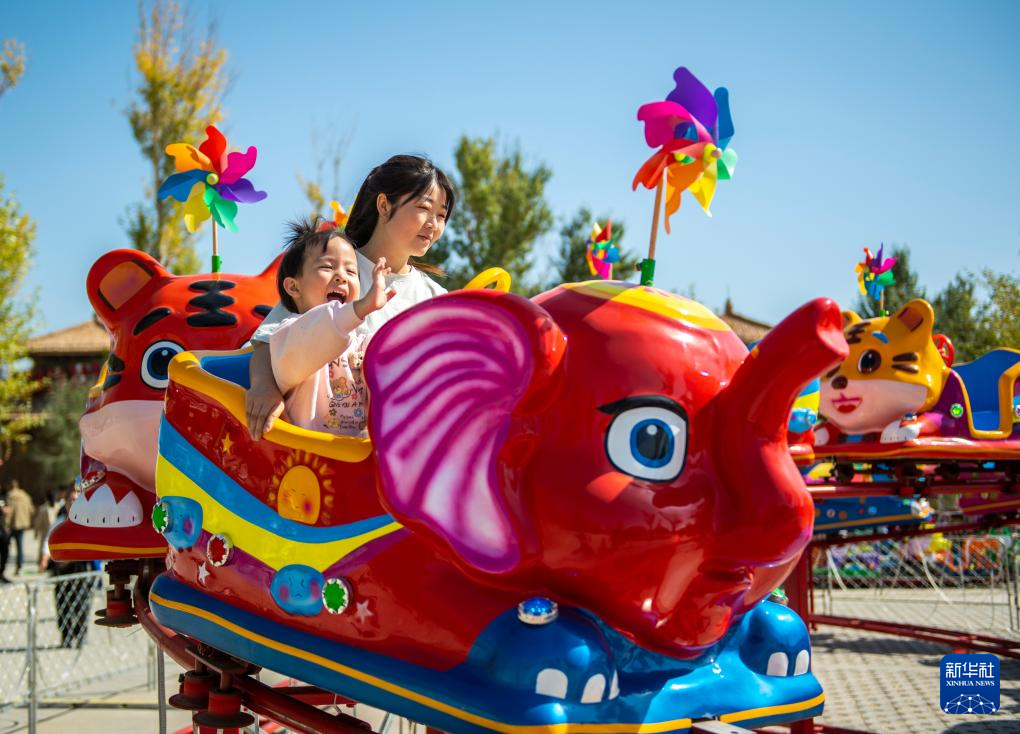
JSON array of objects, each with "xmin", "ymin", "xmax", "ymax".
[
  {"xmin": 353, "ymin": 257, "xmax": 397, "ymax": 320},
  {"xmin": 246, "ymin": 380, "xmax": 285, "ymax": 440}
]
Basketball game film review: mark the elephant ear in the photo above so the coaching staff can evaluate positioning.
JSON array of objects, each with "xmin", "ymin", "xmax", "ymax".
[{"xmin": 364, "ymin": 290, "xmax": 564, "ymax": 576}]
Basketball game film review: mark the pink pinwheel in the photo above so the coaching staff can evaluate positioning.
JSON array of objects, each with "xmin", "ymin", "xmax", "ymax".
[
  {"xmin": 633, "ymin": 68, "xmax": 737, "ymax": 231},
  {"xmin": 158, "ymin": 125, "xmax": 267, "ymax": 233}
]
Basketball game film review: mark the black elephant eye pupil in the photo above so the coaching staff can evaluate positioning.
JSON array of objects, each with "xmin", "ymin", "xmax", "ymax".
[{"xmin": 637, "ymin": 423, "xmax": 669, "ymax": 461}]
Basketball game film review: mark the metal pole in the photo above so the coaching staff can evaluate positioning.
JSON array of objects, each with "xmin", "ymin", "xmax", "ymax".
[
  {"xmin": 27, "ymin": 583, "xmax": 38, "ymax": 734},
  {"xmin": 157, "ymin": 647, "xmax": 167, "ymax": 734}
]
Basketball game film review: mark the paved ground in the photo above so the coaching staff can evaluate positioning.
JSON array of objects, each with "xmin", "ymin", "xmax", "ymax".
[{"xmin": 1, "ymin": 530, "xmax": 1017, "ymax": 732}]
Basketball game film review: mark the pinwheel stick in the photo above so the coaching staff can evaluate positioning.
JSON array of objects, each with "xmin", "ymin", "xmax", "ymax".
[
  {"xmin": 639, "ymin": 172, "xmax": 665, "ymax": 287},
  {"xmin": 211, "ymin": 221, "xmax": 221, "ymax": 273}
]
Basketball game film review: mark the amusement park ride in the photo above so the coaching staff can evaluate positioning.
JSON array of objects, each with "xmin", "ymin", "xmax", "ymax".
[{"xmin": 46, "ymin": 69, "xmax": 1020, "ymax": 733}]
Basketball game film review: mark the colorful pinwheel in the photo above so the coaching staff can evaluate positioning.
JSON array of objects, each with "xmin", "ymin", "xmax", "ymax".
[
  {"xmin": 158, "ymin": 125, "xmax": 267, "ymax": 233},
  {"xmin": 330, "ymin": 200, "xmax": 349, "ymax": 230},
  {"xmin": 585, "ymin": 220, "xmax": 621, "ymax": 279},
  {"xmin": 855, "ymin": 244, "xmax": 897, "ymax": 301},
  {"xmin": 633, "ymin": 67, "xmax": 737, "ymax": 231}
]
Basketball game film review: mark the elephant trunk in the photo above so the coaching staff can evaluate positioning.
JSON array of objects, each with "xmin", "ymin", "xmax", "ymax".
[{"xmin": 709, "ymin": 297, "xmax": 847, "ymax": 565}]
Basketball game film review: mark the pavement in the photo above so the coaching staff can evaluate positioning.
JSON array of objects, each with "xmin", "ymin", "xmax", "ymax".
[{"xmin": 2, "ymin": 533, "xmax": 1018, "ymax": 733}]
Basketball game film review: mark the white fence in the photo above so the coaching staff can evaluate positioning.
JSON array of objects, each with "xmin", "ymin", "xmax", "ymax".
[{"xmin": 0, "ymin": 570, "xmax": 153, "ymax": 715}]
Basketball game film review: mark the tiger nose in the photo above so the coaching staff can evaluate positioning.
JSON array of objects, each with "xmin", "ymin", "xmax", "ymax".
[{"xmin": 830, "ymin": 375, "xmax": 848, "ymax": 390}]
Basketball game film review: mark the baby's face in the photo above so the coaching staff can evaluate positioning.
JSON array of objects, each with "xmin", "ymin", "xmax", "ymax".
[{"xmin": 291, "ymin": 237, "xmax": 361, "ymax": 313}]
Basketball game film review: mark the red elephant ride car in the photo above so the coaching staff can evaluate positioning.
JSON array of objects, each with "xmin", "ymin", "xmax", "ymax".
[{"xmin": 149, "ymin": 279, "xmax": 846, "ymax": 733}]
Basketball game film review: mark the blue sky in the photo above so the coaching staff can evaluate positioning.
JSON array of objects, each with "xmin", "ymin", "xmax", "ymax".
[{"xmin": 1, "ymin": 1, "xmax": 1018, "ymax": 335}]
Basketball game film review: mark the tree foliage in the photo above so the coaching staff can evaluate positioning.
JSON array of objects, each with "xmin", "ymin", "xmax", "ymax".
[
  {"xmin": 22, "ymin": 377, "xmax": 90, "ymax": 490},
  {"xmin": 0, "ymin": 178, "xmax": 42, "ymax": 453},
  {"xmin": 930, "ymin": 274, "xmax": 997, "ymax": 363},
  {"xmin": 981, "ymin": 269, "xmax": 1020, "ymax": 350},
  {"xmin": 852, "ymin": 245, "xmax": 925, "ymax": 319},
  {"xmin": 543, "ymin": 207, "xmax": 639, "ymax": 289},
  {"xmin": 0, "ymin": 38, "xmax": 26, "ymax": 99},
  {"xmin": 125, "ymin": 0, "xmax": 228, "ymax": 273},
  {"xmin": 423, "ymin": 136, "xmax": 553, "ymax": 293}
]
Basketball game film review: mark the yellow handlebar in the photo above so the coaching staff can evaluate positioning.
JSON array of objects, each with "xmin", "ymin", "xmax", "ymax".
[{"xmin": 461, "ymin": 268, "xmax": 512, "ymax": 293}]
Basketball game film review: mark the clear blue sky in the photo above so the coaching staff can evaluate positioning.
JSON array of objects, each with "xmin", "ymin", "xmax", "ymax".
[{"xmin": 1, "ymin": 1, "xmax": 1018, "ymax": 335}]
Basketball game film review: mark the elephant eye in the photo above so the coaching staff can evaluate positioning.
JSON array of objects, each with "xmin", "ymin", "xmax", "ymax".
[{"xmin": 601, "ymin": 399, "xmax": 687, "ymax": 482}]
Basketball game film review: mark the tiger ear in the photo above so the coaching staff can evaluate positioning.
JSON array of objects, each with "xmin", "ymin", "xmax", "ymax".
[
  {"xmin": 87, "ymin": 250, "xmax": 171, "ymax": 327},
  {"xmin": 887, "ymin": 298, "xmax": 935, "ymax": 337},
  {"xmin": 841, "ymin": 310, "xmax": 862, "ymax": 329},
  {"xmin": 259, "ymin": 253, "xmax": 283, "ymax": 282}
]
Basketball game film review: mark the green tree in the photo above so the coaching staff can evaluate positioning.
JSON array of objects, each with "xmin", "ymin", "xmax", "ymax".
[
  {"xmin": 0, "ymin": 38, "xmax": 26, "ymax": 99},
  {"xmin": 424, "ymin": 136, "xmax": 553, "ymax": 293},
  {"xmin": 982, "ymin": 269, "xmax": 1020, "ymax": 349},
  {"xmin": 852, "ymin": 245, "xmax": 925, "ymax": 318},
  {"xmin": 23, "ymin": 377, "xmax": 90, "ymax": 490},
  {"xmin": 0, "ymin": 178, "xmax": 42, "ymax": 454},
  {"xmin": 930, "ymin": 274, "xmax": 997, "ymax": 363},
  {"xmin": 543, "ymin": 207, "xmax": 639, "ymax": 289},
  {"xmin": 125, "ymin": 0, "xmax": 228, "ymax": 273}
]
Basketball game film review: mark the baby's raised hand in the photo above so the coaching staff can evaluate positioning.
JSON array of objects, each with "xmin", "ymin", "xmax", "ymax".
[{"xmin": 353, "ymin": 257, "xmax": 397, "ymax": 320}]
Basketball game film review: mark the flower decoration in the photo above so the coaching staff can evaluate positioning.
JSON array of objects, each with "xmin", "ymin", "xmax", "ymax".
[
  {"xmin": 633, "ymin": 67, "xmax": 736, "ymax": 230},
  {"xmin": 855, "ymin": 244, "xmax": 897, "ymax": 301},
  {"xmin": 585, "ymin": 220, "xmax": 621, "ymax": 279},
  {"xmin": 158, "ymin": 125, "xmax": 267, "ymax": 233}
]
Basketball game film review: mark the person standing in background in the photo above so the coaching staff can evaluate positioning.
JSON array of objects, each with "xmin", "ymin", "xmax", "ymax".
[
  {"xmin": 4, "ymin": 480, "xmax": 35, "ymax": 577},
  {"xmin": 39, "ymin": 485, "xmax": 92, "ymax": 647},
  {"xmin": 0, "ymin": 494, "xmax": 10, "ymax": 584}
]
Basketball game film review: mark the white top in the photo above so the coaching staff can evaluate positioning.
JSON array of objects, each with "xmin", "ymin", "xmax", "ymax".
[
  {"xmin": 270, "ymin": 301, "xmax": 368, "ymax": 437},
  {"xmin": 251, "ymin": 250, "xmax": 447, "ymax": 344}
]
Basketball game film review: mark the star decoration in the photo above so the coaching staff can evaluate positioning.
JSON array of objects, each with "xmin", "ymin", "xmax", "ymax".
[
  {"xmin": 221, "ymin": 434, "xmax": 234, "ymax": 455},
  {"xmin": 197, "ymin": 562, "xmax": 210, "ymax": 586},
  {"xmin": 354, "ymin": 599, "xmax": 374, "ymax": 624}
]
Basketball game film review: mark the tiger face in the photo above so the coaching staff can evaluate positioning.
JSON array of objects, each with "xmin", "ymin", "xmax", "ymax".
[
  {"xmin": 80, "ymin": 249, "xmax": 279, "ymax": 491},
  {"xmin": 819, "ymin": 299, "xmax": 949, "ymax": 435}
]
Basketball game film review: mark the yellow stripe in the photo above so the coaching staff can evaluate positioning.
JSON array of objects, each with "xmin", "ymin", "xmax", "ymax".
[
  {"xmin": 561, "ymin": 282, "xmax": 730, "ymax": 332},
  {"xmin": 798, "ymin": 444, "xmax": 1020, "ymax": 462},
  {"xmin": 721, "ymin": 693, "xmax": 825, "ymax": 724},
  {"xmin": 150, "ymin": 589, "xmax": 693, "ymax": 734},
  {"xmin": 156, "ymin": 455, "xmax": 401, "ymax": 572},
  {"xmin": 168, "ymin": 349, "xmax": 373, "ymax": 463},
  {"xmin": 49, "ymin": 542, "xmax": 166, "ymax": 555}
]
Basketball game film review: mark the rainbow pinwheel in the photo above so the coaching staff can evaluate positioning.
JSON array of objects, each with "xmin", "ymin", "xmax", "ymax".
[
  {"xmin": 633, "ymin": 67, "xmax": 737, "ymax": 231},
  {"xmin": 585, "ymin": 220, "xmax": 621, "ymax": 279},
  {"xmin": 855, "ymin": 244, "xmax": 897, "ymax": 301},
  {"xmin": 158, "ymin": 125, "xmax": 267, "ymax": 233}
]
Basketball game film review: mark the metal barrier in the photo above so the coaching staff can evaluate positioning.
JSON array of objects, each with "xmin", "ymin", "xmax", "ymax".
[
  {"xmin": 0, "ymin": 570, "xmax": 151, "ymax": 715},
  {"xmin": 813, "ymin": 528, "xmax": 1020, "ymax": 640}
]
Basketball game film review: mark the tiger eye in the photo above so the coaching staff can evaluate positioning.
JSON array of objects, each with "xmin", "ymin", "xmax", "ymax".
[{"xmin": 857, "ymin": 349, "xmax": 882, "ymax": 374}]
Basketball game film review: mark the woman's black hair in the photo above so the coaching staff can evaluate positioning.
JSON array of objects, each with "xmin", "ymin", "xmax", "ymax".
[
  {"xmin": 344, "ymin": 154, "xmax": 456, "ymax": 276},
  {"xmin": 277, "ymin": 216, "xmax": 352, "ymax": 312}
]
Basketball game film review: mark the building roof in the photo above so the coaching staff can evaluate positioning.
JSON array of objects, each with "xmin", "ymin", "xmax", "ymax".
[
  {"xmin": 718, "ymin": 298, "xmax": 771, "ymax": 344},
  {"xmin": 27, "ymin": 318, "xmax": 108, "ymax": 357}
]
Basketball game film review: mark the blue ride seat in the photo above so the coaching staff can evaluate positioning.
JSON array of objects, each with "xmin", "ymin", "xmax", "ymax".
[
  {"xmin": 954, "ymin": 349, "xmax": 1020, "ymax": 433},
  {"xmin": 199, "ymin": 351, "xmax": 253, "ymax": 390}
]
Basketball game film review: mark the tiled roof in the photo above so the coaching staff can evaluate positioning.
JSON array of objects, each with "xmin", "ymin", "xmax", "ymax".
[
  {"xmin": 27, "ymin": 319, "xmax": 108, "ymax": 357},
  {"xmin": 718, "ymin": 298, "xmax": 771, "ymax": 344}
]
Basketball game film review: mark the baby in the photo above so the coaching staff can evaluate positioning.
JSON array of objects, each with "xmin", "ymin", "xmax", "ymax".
[{"xmin": 252, "ymin": 218, "xmax": 394, "ymax": 437}]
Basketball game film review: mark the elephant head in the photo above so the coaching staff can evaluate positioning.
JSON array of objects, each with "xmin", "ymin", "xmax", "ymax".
[{"xmin": 364, "ymin": 282, "xmax": 846, "ymax": 658}]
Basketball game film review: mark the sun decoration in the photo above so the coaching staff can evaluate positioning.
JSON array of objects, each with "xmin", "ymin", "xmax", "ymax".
[
  {"xmin": 270, "ymin": 451, "xmax": 334, "ymax": 525},
  {"xmin": 322, "ymin": 577, "xmax": 352, "ymax": 614}
]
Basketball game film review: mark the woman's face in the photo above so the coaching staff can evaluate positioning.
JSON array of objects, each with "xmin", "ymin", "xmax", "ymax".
[{"xmin": 382, "ymin": 182, "xmax": 448, "ymax": 258}]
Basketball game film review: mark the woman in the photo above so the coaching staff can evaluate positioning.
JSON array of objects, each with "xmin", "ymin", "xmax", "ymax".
[{"xmin": 246, "ymin": 154, "xmax": 455, "ymax": 439}]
